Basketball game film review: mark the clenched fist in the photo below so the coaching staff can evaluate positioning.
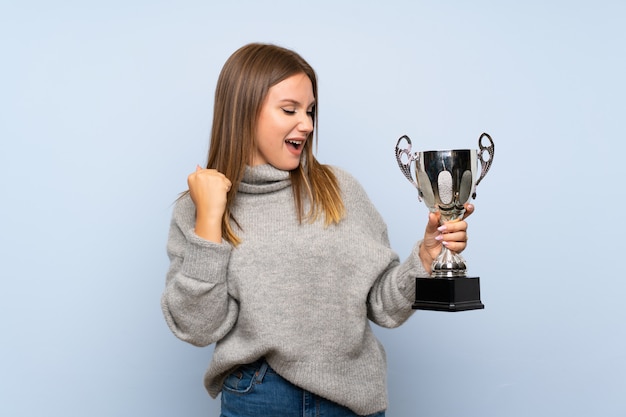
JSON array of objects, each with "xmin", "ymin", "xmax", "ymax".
[{"xmin": 187, "ymin": 165, "xmax": 232, "ymax": 242}]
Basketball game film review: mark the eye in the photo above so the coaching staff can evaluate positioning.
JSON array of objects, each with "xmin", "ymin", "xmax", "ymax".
[{"xmin": 281, "ymin": 108, "xmax": 296, "ymax": 115}]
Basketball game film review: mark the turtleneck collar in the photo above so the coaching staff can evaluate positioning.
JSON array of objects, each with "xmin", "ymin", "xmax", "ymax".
[{"xmin": 238, "ymin": 164, "xmax": 292, "ymax": 194}]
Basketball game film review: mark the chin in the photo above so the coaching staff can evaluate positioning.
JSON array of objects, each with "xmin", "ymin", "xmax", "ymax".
[
  {"xmin": 283, "ymin": 163, "xmax": 301, "ymax": 172},
  {"xmin": 272, "ymin": 159, "xmax": 301, "ymax": 171}
]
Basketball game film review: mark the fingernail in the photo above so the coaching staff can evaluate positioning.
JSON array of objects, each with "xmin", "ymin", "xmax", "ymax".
[
  {"xmin": 435, "ymin": 234, "xmax": 443, "ymax": 241},
  {"xmin": 437, "ymin": 225, "xmax": 447, "ymax": 232},
  {"xmin": 442, "ymin": 241, "xmax": 449, "ymax": 247}
]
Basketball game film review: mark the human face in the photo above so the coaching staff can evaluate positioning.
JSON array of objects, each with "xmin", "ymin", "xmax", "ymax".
[{"xmin": 252, "ymin": 73, "xmax": 315, "ymax": 170}]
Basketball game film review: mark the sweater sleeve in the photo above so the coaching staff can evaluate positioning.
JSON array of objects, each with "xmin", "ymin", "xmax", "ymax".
[
  {"xmin": 160, "ymin": 196, "xmax": 239, "ymax": 347},
  {"xmin": 331, "ymin": 166, "xmax": 429, "ymax": 328},
  {"xmin": 366, "ymin": 238, "xmax": 429, "ymax": 328}
]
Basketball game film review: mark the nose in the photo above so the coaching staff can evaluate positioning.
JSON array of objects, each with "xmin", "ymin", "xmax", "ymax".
[{"xmin": 298, "ymin": 112, "xmax": 314, "ymax": 134}]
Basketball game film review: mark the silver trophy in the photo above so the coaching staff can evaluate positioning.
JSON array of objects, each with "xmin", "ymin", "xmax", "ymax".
[{"xmin": 395, "ymin": 133, "xmax": 494, "ymax": 311}]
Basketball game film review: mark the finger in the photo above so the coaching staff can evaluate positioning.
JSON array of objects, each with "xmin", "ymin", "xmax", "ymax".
[
  {"xmin": 442, "ymin": 240, "xmax": 467, "ymax": 253},
  {"xmin": 462, "ymin": 203, "xmax": 474, "ymax": 220},
  {"xmin": 441, "ymin": 230, "xmax": 468, "ymax": 243},
  {"xmin": 439, "ymin": 220, "xmax": 468, "ymax": 234},
  {"xmin": 425, "ymin": 211, "xmax": 440, "ymax": 234}
]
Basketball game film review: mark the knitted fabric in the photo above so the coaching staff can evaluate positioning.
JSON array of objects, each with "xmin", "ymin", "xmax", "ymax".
[{"xmin": 162, "ymin": 164, "xmax": 428, "ymax": 415}]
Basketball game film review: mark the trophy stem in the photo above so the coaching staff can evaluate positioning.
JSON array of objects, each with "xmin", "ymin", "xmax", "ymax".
[{"xmin": 432, "ymin": 246, "xmax": 467, "ymax": 278}]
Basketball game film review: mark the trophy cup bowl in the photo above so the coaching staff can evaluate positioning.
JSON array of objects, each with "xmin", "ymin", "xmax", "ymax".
[{"xmin": 395, "ymin": 133, "xmax": 494, "ymax": 311}]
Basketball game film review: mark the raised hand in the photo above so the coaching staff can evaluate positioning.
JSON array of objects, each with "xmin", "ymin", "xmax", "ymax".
[{"xmin": 187, "ymin": 165, "xmax": 232, "ymax": 242}]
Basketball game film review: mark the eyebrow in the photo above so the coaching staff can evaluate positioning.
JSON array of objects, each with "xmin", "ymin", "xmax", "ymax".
[{"xmin": 279, "ymin": 98, "xmax": 316, "ymax": 108}]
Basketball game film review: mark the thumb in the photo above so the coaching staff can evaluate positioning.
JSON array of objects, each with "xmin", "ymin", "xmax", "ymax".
[
  {"xmin": 420, "ymin": 211, "xmax": 443, "ymax": 269},
  {"xmin": 196, "ymin": 164, "xmax": 203, "ymax": 172},
  {"xmin": 425, "ymin": 211, "xmax": 441, "ymax": 235}
]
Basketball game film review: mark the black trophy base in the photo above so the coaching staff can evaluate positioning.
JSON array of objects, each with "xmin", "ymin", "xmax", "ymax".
[{"xmin": 413, "ymin": 276, "xmax": 484, "ymax": 312}]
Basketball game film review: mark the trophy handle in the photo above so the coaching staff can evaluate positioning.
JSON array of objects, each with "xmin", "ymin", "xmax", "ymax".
[
  {"xmin": 395, "ymin": 135, "xmax": 419, "ymax": 188},
  {"xmin": 475, "ymin": 132, "xmax": 494, "ymax": 186}
]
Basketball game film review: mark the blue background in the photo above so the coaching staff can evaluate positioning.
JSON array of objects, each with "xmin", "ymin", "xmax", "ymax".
[{"xmin": 1, "ymin": 1, "xmax": 624, "ymax": 416}]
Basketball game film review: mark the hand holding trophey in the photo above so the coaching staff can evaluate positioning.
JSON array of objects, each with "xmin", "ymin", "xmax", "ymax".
[{"xmin": 419, "ymin": 203, "xmax": 474, "ymax": 274}]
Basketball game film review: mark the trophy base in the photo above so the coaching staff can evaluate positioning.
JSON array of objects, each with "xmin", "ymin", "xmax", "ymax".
[{"xmin": 412, "ymin": 276, "xmax": 484, "ymax": 312}]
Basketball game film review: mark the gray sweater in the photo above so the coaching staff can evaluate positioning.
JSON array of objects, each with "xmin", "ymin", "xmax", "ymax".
[{"xmin": 161, "ymin": 164, "xmax": 428, "ymax": 415}]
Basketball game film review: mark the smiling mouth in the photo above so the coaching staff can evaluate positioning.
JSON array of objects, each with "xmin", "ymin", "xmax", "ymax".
[{"xmin": 286, "ymin": 139, "xmax": 304, "ymax": 151}]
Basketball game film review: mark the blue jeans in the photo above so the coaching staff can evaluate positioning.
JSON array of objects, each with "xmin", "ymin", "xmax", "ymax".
[{"xmin": 220, "ymin": 359, "xmax": 385, "ymax": 417}]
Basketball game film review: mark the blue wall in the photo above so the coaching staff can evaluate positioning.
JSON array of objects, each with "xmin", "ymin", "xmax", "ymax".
[{"xmin": 1, "ymin": 1, "xmax": 625, "ymax": 416}]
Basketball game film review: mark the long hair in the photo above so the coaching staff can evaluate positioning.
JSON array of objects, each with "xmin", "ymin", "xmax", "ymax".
[{"xmin": 204, "ymin": 43, "xmax": 344, "ymax": 245}]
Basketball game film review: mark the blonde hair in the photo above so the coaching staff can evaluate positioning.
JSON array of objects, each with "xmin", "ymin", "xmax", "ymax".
[{"xmin": 203, "ymin": 43, "xmax": 344, "ymax": 245}]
